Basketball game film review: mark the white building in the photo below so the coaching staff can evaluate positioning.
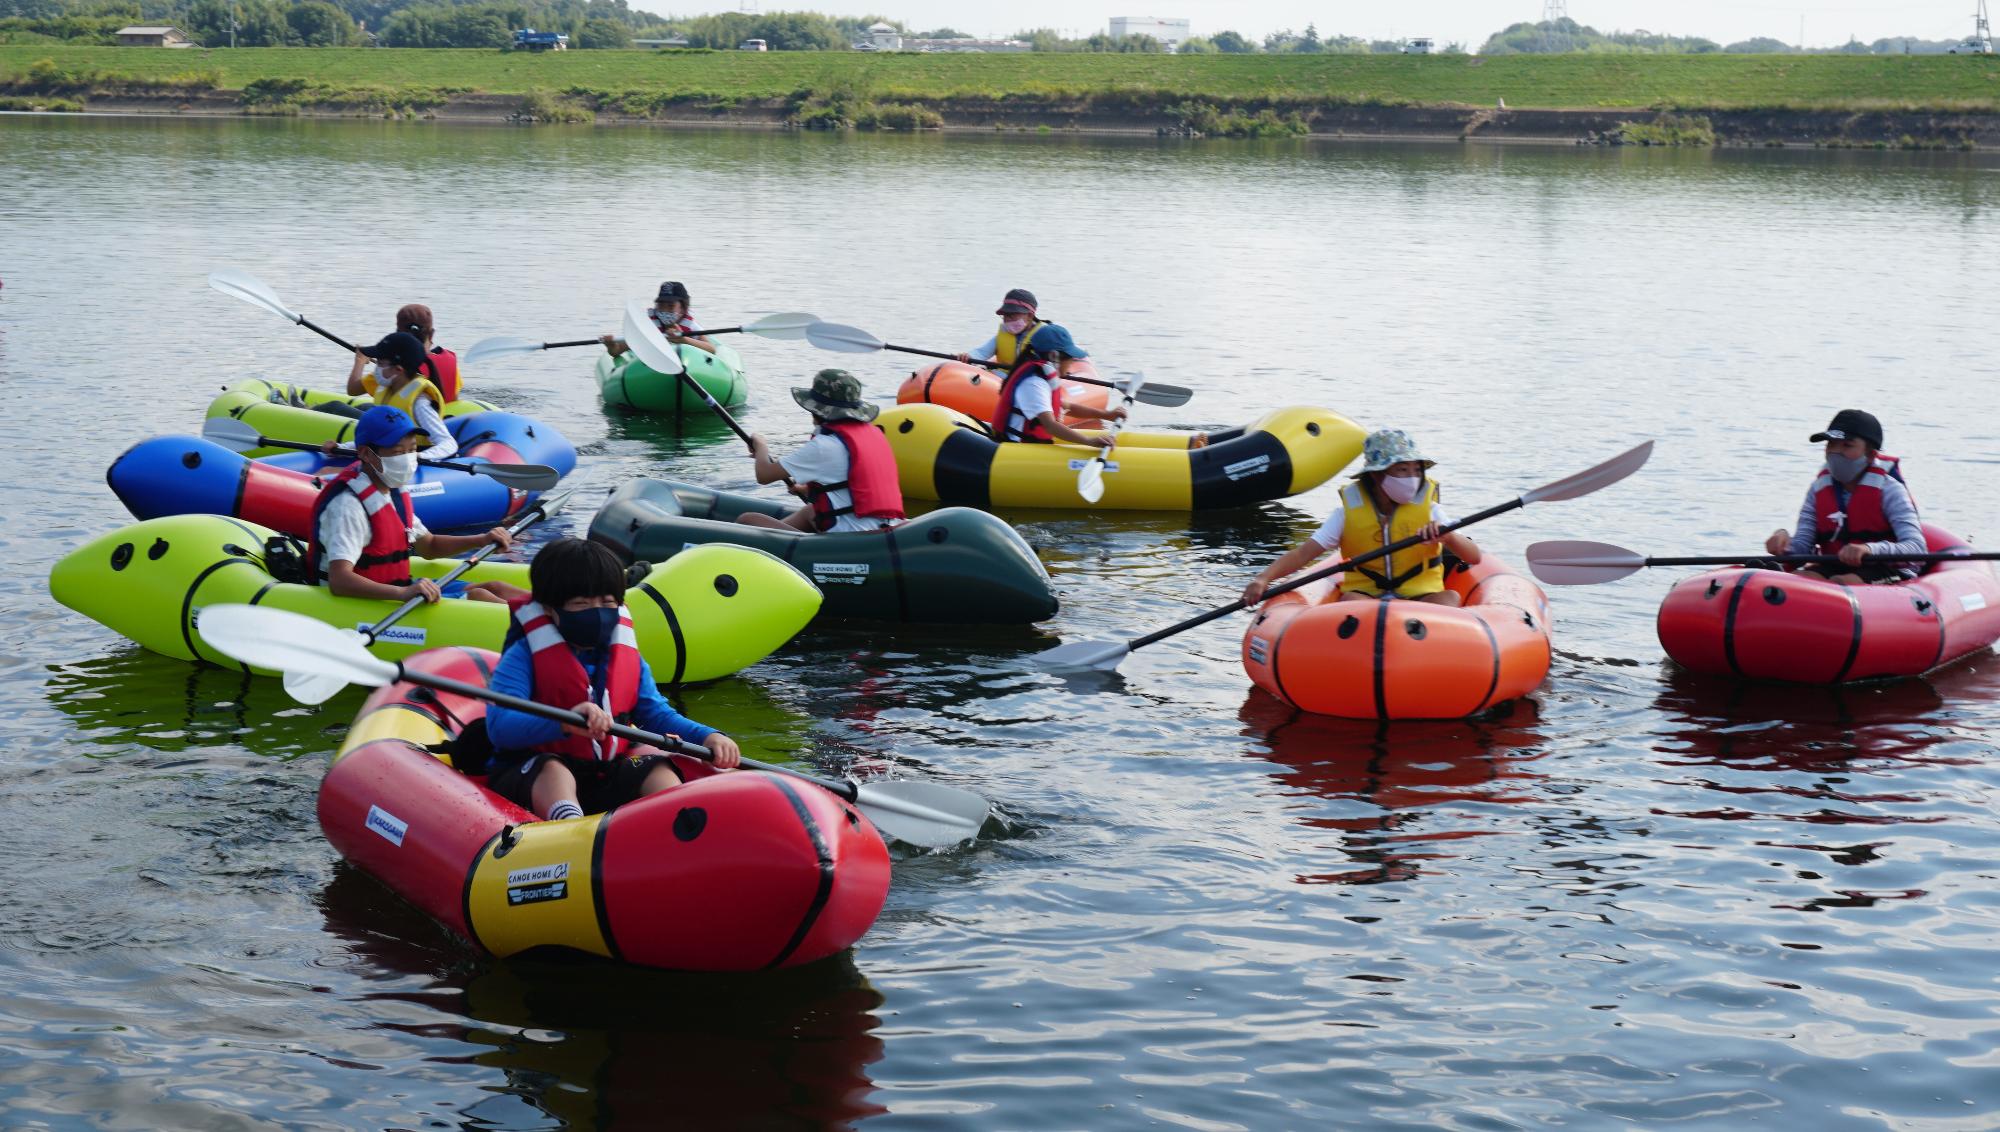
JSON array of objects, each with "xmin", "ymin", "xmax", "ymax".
[
  {"xmin": 863, "ymin": 22, "xmax": 902, "ymax": 51},
  {"xmin": 1108, "ymin": 15, "xmax": 1189, "ymax": 48}
]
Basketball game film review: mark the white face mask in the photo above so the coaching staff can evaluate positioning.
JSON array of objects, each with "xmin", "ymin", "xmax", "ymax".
[
  {"xmin": 375, "ymin": 452, "xmax": 418, "ymax": 489},
  {"xmin": 1001, "ymin": 317, "xmax": 1030, "ymax": 334},
  {"xmin": 1380, "ymin": 474, "xmax": 1423, "ymax": 505}
]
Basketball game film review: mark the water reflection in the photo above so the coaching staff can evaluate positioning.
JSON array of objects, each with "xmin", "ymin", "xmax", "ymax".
[
  {"xmin": 1237, "ymin": 690, "xmax": 1548, "ymax": 885},
  {"xmin": 43, "ymin": 649, "xmax": 343, "ymax": 761}
]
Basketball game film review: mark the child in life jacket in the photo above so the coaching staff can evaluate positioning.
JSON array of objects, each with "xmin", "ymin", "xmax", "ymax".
[
  {"xmin": 308, "ymin": 406, "xmax": 523, "ymax": 604},
  {"xmin": 600, "ymin": 280, "xmax": 717, "ymax": 359},
  {"xmin": 739, "ymin": 369, "xmax": 907, "ymax": 533},
  {"xmin": 389, "ymin": 303, "xmax": 461, "ymax": 403},
  {"xmin": 344, "ymin": 331, "xmax": 456, "ymax": 460},
  {"xmin": 1763, "ymin": 408, "xmax": 1925, "ymax": 585},
  {"xmin": 989, "ymin": 324, "xmax": 1123, "ymax": 448},
  {"xmin": 957, "ymin": 288, "xmax": 1055, "ymax": 370},
  {"xmin": 1242, "ymin": 428, "xmax": 1482, "ymax": 608},
  {"xmin": 483, "ymin": 538, "xmax": 742, "ymax": 822}
]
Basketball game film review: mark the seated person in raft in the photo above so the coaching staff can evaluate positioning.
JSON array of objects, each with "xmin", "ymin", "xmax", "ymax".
[
  {"xmin": 739, "ymin": 369, "xmax": 907, "ymax": 534},
  {"xmin": 388, "ymin": 302, "xmax": 462, "ymax": 403},
  {"xmin": 1763, "ymin": 408, "xmax": 1924, "ymax": 585},
  {"xmin": 344, "ymin": 331, "xmax": 457, "ymax": 461},
  {"xmin": 599, "ymin": 280, "xmax": 717, "ymax": 359},
  {"xmin": 988, "ymin": 324, "xmax": 1123, "ymax": 448},
  {"xmin": 482, "ymin": 538, "xmax": 742, "ymax": 822},
  {"xmin": 308, "ymin": 406, "xmax": 525, "ymax": 605},
  {"xmin": 1241, "ymin": 428, "xmax": 1482, "ymax": 608},
  {"xmin": 956, "ymin": 287, "xmax": 1068, "ymax": 372}
]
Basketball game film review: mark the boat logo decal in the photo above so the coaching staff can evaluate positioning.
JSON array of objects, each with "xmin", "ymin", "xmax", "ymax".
[
  {"xmin": 358, "ymin": 623, "xmax": 427, "ymax": 646},
  {"xmin": 404, "ymin": 481, "xmax": 446, "ymax": 497},
  {"xmin": 811, "ymin": 563, "xmax": 871, "ymax": 585},
  {"xmin": 366, "ymin": 805, "xmax": 408, "ymax": 847},
  {"xmin": 1223, "ymin": 455, "xmax": 1271, "ymax": 481},
  {"xmin": 506, "ymin": 862, "xmax": 570, "ymax": 906},
  {"xmin": 1247, "ymin": 636, "xmax": 1269, "ymax": 666},
  {"xmin": 1066, "ymin": 458, "xmax": 1119, "ymax": 472},
  {"xmin": 1964, "ymin": 594, "xmax": 1989, "ymax": 612}
]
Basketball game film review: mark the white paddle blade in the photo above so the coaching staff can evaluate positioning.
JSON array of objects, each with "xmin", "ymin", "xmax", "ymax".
[
  {"xmin": 207, "ymin": 269, "xmax": 299, "ymax": 323},
  {"xmin": 1525, "ymin": 540, "xmax": 1649, "ymax": 586},
  {"xmin": 622, "ymin": 301, "xmax": 687, "ymax": 376},
  {"xmin": 1077, "ymin": 458, "xmax": 1108, "ymax": 504},
  {"xmin": 1522, "ymin": 440, "xmax": 1655, "ymax": 505},
  {"xmin": 201, "ymin": 417, "xmax": 264, "ymax": 453},
  {"xmin": 854, "ymin": 779, "xmax": 988, "ymax": 848},
  {"xmin": 283, "ymin": 667, "xmax": 351, "ymax": 706},
  {"xmin": 742, "ymin": 311, "xmax": 819, "ymax": 340},
  {"xmin": 805, "ymin": 322, "xmax": 885, "ymax": 354},
  {"xmin": 462, "ymin": 336, "xmax": 547, "ymax": 367},
  {"xmin": 1032, "ymin": 637, "xmax": 1130, "ymax": 671},
  {"xmin": 197, "ymin": 605, "xmax": 400, "ymax": 686}
]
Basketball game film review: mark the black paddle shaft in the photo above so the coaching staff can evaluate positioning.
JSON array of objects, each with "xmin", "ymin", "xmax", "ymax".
[
  {"xmin": 1126, "ymin": 497, "xmax": 1526, "ymax": 652},
  {"xmin": 395, "ymin": 666, "xmax": 860, "ymax": 801},
  {"xmin": 360, "ymin": 494, "xmax": 563, "ymax": 644},
  {"xmin": 299, "ymin": 318, "xmax": 358, "ymax": 353},
  {"xmin": 1648, "ymin": 552, "xmax": 2000, "ymax": 567},
  {"xmin": 880, "ymin": 341, "xmax": 1134, "ymax": 393},
  {"xmin": 672, "ymin": 371, "xmax": 797, "ymax": 487}
]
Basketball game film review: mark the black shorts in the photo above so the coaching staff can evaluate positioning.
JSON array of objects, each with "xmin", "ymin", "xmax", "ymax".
[{"xmin": 486, "ymin": 751, "xmax": 682, "ymax": 815}]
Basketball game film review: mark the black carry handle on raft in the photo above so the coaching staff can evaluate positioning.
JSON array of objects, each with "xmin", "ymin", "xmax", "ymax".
[
  {"xmin": 1524, "ymin": 539, "xmax": 2000, "ymax": 586},
  {"xmin": 1035, "ymin": 441, "xmax": 1657, "ymax": 671}
]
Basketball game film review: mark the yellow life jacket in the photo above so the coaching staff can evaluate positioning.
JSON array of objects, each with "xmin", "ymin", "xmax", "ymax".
[
  {"xmin": 992, "ymin": 318, "xmax": 1048, "ymax": 366},
  {"xmin": 1336, "ymin": 478, "xmax": 1445, "ymax": 598},
  {"xmin": 362, "ymin": 371, "xmax": 446, "ymax": 418}
]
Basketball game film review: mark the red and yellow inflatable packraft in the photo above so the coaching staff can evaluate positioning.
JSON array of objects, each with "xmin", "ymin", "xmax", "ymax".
[
  {"xmin": 897, "ymin": 359, "xmax": 1114, "ymax": 429},
  {"xmin": 322, "ymin": 648, "xmax": 891, "ymax": 971},
  {"xmin": 1242, "ymin": 557, "xmax": 1554, "ymax": 719},
  {"xmin": 1657, "ymin": 525, "xmax": 2000, "ymax": 683}
]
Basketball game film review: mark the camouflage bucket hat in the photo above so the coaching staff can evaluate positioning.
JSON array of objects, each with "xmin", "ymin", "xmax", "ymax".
[
  {"xmin": 791, "ymin": 368, "xmax": 878, "ymax": 423},
  {"xmin": 1359, "ymin": 428, "xmax": 1434, "ymax": 473}
]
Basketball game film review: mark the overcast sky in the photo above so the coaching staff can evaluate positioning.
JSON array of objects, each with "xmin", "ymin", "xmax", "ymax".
[{"xmin": 812, "ymin": 1, "xmax": 1982, "ymax": 49}]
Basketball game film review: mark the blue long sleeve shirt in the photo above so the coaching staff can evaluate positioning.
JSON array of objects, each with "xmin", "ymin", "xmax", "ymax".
[
  {"xmin": 484, "ymin": 640, "xmax": 716, "ymax": 754},
  {"xmin": 1784, "ymin": 475, "xmax": 1926, "ymax": 558}
]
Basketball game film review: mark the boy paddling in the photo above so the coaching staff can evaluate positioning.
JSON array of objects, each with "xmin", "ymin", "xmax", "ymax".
[
  {"xmin": 739, "ymin": 369, "xmax": 906, "ymax": 534},
  {"xmin": 1764, "ymin": 408, "xmax": 1925, "ymax": 585}
]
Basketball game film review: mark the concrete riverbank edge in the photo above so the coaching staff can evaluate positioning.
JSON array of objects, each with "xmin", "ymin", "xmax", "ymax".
[{"xmin": 13, "ymin": 89, "xmax": 2000, "ymax": 149}]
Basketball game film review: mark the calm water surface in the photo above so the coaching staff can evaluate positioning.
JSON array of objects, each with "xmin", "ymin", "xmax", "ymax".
[{"xmin": 3, "ymin": 116, "xmax": 2000, "ymax": 1128}]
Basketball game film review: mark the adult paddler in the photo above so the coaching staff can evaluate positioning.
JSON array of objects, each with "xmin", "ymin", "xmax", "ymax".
[{"xmin": 738, "ymin": 369, "xmax": 906, "ymax": 534}]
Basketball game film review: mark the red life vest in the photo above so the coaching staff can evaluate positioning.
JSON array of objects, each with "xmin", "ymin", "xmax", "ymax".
[
  {"xmin": 513, "ymin": 599, "xmax": 645, "ymax": 762},
  {"xmin": 424, "ymin": 346, "xmax": 461, "ymax": 403},
  {"xmin": 649, "ymin": 311, "xmax": 703, "ymax": 338},
  {"xmin": 1811, "ymin": 453, "xmax": 1911, "ymax": 553},
  {"xmin": 807, "ymin": 421, "xmax": 906, "ymax": 532},
  {"xmin": 989, "ymin": 360, "xmax": 1066, "ymax": 443},
  {"xmin": 307, "ymin": 464, "xmax": 415, "ymax": 586}
]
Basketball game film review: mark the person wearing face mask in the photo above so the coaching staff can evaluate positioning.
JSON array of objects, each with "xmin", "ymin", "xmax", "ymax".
[
  {"xmin": 988, "ymin": 323, "xmax": 1124, "ymax": 448},
  {"xmin": 343, "ymin": 331, "xmax": 457, "ymax": 461},
  {"xmin": 1241, "ymin": 429, "xmax": 1482, "ymax": 608},
  {"xmin": 1763, "ymin": 409, "xmax": 1925, "ymax": 585},
  {"xmin": 308, "ymin": 406, "xmax": 523, "ymax": 605},
  {"xmin": 481, "ymin": 538, "xmax": 742, "ymax": 822},
  {"xmin": 957, "ymin": 288, "xmax": 1055, "ymax": 370},
  {"xmin": 599, "ymin": 280, "xmax": 717, "ymax": 359}
]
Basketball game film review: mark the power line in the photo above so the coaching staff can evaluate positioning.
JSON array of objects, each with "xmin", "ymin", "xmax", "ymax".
[{"xmin": 1541, "ymin": 0, "xmax": 1571, "ymax": 52}]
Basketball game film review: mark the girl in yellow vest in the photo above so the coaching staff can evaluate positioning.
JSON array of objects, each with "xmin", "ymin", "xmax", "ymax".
[
  {"xmin": 345, "ymin": 331, "xmax": 457, "ymax": 460},
  {"xmin": 956, "ymin": 288, "xmax": 1078, "ymax": 376},
  {"xmin": 1242, "ymin": 429, "xmax": 1482, "ymax": 608}
]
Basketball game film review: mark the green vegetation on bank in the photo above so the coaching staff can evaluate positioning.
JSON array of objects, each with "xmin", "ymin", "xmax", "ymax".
[{"xmin": 4, "ymin": 46, "xmax": 2000, "ymax": 115}]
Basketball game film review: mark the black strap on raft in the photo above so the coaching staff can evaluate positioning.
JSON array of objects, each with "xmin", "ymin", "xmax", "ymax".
[
  {"xmin": 1356, "ymin": 553, "xmax": 1443, "ymax": 597},
  {"xmin": 313, "ymin": 401, "xmax": 366, "ymax": 420},
  {"xmin": 263, "ymin": 535, "xmax": 312, "ymax": 584},
  {"xmin": 436, "ymin": 715, "xmax": 495, "ymax": 777}
]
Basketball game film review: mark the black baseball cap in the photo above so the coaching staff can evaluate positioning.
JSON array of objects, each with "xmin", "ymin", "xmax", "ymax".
[
  {"xmin": 1809, "ymin": 409, "xmax": 1883, "ymax": 449},
  {"xmin": 656, "ymin": 281, "xmax": 691, "ymax": 304},
  {"xmin": 360, "ymin": 331, "xmax": 427, "ymax": 375},
  {"xmin": 996, "ymin": 288, "xmax": 1038, "ymax": 316}
]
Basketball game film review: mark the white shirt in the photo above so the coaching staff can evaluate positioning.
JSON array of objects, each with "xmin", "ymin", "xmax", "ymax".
[
  {"xmin": 318, "ymin": 489, "xmax": 426, "ymax": 569},
  {"xmin": 779, "ymin": 431, "xmax": 895, "ymax": 534},
  {"xmin": 1001, "ymin": 372, "xmax": 1055, "ymax": 440},
  {"xmin": 1310, "ymin": 498, "xmax": 1456, "ymax": 551}
]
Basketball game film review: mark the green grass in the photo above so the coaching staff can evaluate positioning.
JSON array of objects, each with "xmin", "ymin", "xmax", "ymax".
[{"xmin": 3, "ymin": 46, "xmax": 2000, "ymax": 112}]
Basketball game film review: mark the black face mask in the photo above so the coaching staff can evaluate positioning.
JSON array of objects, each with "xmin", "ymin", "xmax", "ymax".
[{"xmin": 555, "ymin": 606, "xmax": 618, "ymax": 649}]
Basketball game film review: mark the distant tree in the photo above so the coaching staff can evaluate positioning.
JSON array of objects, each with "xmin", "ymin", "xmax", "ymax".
[
  {"xmin": 575, "ymin": 15, "xmax": 627, "ymax": 46},
  {"xmin": 1439, "ymin": 40, "xmax": 1467, "ymax": 54},
  {"xmin": 1176, "ymin": 34, "xmax": 1213, "ymax": 53},
  {"xmin": 1482, "ymin": 17, "xmax": 1716, "ymax": 54},
  {"xmin": 1298, "ymin": 22, "xmax": 1319, "ymax": 51},
  {"xmin": 1209, "ymin": 29, "xmax": 1254, "ymax": 53},
  {"xmin": 286, "ymin": 0, "xmax": 358, "ymax": 45},
  {"xmin": 1014, "ymin": 26, "xmax": 1074, "ymax": 51},
  {"xmin": 911, "ymin": 26, "xmax": 965, "ymax": 38},
  {"xmin": 1262, "ymin": 27, "xmax": 1296, "ymax": 52}
]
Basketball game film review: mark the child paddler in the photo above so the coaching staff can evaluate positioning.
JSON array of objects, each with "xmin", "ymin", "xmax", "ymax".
[
  {"xmin": 1762, "ymin": 408, "xmax": 1925, "ymax": 585},
  {"xmin": 957, "ymin": 288, "xmax": 1055, "ymax": 370},
  {"xmin": 308, "ymin": 406, "xmax": 523, "ymax": 604},
  {"xmin": 344, "ymin": 330, "xmax": 456, "ymax": 460},
  {"xmin": 1242, "ymin": 428, "xmax": 1482, "ymax": 608},
  {"xmin": 483, "ymin": 538, "xmax": 742, "ymax": 822},
  {"xmin": 599, "ymin": 280, "xmax": 717, "ymax": 359},
  {"xmin": 739, "ymin": 369, "xmax": 907, "ymax": 534},
  {"xmin": 987, "ymin": 324, "xmax": 1122, "ymax": 448},
  {"xmin": 393, "ymin": 303, "xmax": 461, "ymax": 403}
]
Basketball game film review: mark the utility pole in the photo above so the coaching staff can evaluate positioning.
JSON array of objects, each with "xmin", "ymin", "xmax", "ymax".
[
  {"xmin": 230, "ymin": 5, "xmax": 238, "ymax": 47},
  {"xmin": 1540, "ymin": 0, "xmax": 1570, "ymax": 52}
]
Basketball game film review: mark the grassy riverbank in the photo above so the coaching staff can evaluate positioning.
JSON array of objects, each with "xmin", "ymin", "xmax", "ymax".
[{"xmin": 6, "ymin": 46, "xmax": 2000, "ymax": 113}]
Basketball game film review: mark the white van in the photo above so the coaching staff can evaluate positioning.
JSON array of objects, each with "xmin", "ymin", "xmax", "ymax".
[
  {"xmin": 738, "ymin": 38, "xmax": 768, "ymax": 51},
  {"xmin": 1403, "ymin": 37, "xmax": 1434, "ymax": 54}
]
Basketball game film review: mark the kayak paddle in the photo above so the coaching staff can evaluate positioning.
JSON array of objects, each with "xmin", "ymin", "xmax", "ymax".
[
  {"xmin": 463, "ymin": 312, "xmax": 818, "ymax": 367},
  {"xmin": 281, "ymin": 488, "xmax": 572, "ymax": 705},
  {"xmin": 202, "ymin": 417, "xmax": 562, "ymax": 492},
  {"xmin": 1525, "ymin": 540, "xmax": 2000, "ymax": 586},
  {"xmin": 1077, "ymin": 371, "xmax": 1145, "ymax": 504},
  {"xmin": 625, "ymin": 306, "xmax": 799, "ymax": 488},
  {"xmin": 207, "ymin": 268, "xmax": 358, "ymax": 352},
  {"xmin": 805, "ymin": 322, "xmax": 1194, "ymax": 408},
  {"xmin": 1036, "ymin": 440, "xmax": 1656, "ymax": 671},
  {"xmin": 196, "ymin": 605, "xmax": 989, "ymax": 848}
]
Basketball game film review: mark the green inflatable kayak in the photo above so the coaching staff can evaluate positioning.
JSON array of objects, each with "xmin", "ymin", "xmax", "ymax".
[
  {"xmin": 50, "ymin": 513, "xmax": 822, "ymax": 685},
  {"xmin": 205, "ymin": 378, "xmax": 497, "ymax": 457},
  {"xmin": 588, "ymin": 480, "xmax": 1058, "ymax": 625},
  {"xmin": 596, "ymin": 342, "xmax": 749, "ymax": 413}
]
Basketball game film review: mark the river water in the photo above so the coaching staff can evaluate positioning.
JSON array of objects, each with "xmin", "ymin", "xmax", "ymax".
[{"xmin": 3, "ymin": 115, "xmax": 1999, "ymax": 1129}]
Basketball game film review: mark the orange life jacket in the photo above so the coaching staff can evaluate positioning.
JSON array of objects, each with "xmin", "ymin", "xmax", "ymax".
[
  {"xmin": 307, "ymin": 464, "xmax": 415, "ymax": 586},
  {"xmin": 424, "ymin": 346, "xmax": 461, "ymax": 403},
  {"xmin": 807, "ymin": 421, "xmax": 906, "ymax": 531}
]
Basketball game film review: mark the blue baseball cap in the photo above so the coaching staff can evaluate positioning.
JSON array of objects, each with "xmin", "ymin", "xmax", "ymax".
[
  {"xmin": 1022, "ymin": 322, "xmax": 1087, "ymax": 360},
  {"xmin": 355, "ymin": 406, "xmax": 423, "ymax": 451}
]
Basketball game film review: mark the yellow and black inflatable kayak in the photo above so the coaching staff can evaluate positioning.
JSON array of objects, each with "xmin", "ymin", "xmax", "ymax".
[{"xmin": 878, "ymin": 403, "xmax": 1365, "ymax": 511}]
